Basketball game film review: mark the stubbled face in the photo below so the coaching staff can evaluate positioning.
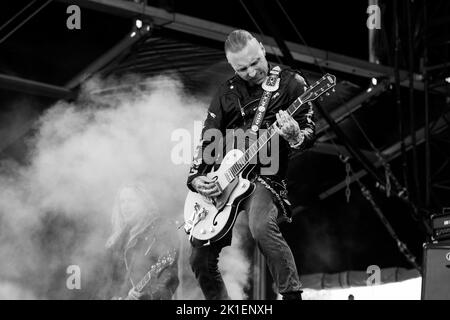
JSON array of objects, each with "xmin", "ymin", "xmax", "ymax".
[
  {"xmin": 119, "ymin": 188, "xmax": 145, "ymax": 223},
  {"xmin": 226, "ymin": 38, "xmax": 269, "ymax": 86}
]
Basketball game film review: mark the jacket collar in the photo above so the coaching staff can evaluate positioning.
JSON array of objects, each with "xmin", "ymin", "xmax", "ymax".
[{"xmin": 230, "ymin": 62, "xmax": 278, "ymax": 88}]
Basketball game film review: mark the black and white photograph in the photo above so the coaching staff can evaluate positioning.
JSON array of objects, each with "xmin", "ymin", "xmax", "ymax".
[{"xmin": 0, "ymin": 0, "xmax": 449, "ymax": 306}]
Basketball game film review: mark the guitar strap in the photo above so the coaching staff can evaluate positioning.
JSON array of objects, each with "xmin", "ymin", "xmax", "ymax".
[
  {"xmin": 250, "ymin": 66, "xmax": 281, "ymax": 134},
  {"xmin": 250, "ymin": 66, "xmax": 293, "ymax": 224}
]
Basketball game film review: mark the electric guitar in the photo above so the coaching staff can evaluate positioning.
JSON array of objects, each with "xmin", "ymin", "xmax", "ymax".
[
  {"xmin": 184, "ymin": 73, "xmax": 337, "ymax": 244},
  {"xmin": 115, "ymin": 249, "xmax": 176, "ymax": 300}
]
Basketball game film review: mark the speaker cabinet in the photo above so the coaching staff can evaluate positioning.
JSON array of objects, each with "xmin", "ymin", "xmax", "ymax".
[{"xmin": 422, "ymin": 242, "xmax": 450, "ymax": 300}]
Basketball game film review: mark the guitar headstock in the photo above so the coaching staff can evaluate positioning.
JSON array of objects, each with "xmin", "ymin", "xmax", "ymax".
[
  {"xmin": 150, "ymin": 249, "xmax": 177, "ymax": 275},
  {"xmin": 301, "ymin": 73, "xmax": 336, "ymax": 104}
]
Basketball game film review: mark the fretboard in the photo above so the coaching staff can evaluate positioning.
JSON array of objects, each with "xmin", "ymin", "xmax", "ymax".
[
  {"xmin": 136, "ymin": 272, "xmax": 151, "ymax": 292},
  {"xmin": 226, "ymin": 95, "xmax": 305, "ymax": 180}
]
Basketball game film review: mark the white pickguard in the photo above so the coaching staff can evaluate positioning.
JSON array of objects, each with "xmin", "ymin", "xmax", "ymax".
[{"xmin": 184, "ymin": 149, "xmax": 252, "ymax": 241}]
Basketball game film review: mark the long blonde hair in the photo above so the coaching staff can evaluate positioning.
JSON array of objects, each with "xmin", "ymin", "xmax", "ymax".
[{"xmin": 105, "ymin": 183, "xmax": 159, "ymax": 248}]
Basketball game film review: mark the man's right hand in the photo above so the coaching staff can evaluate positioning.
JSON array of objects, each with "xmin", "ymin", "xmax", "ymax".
[{"xmin": 191, "ymin": 176, "xmax": 222, "ymax": 198}]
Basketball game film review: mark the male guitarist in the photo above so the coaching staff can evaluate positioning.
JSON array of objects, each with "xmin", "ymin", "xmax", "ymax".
[{"xmin": 187, "ymin": 30, "xmax": 315, "ymax": 300}]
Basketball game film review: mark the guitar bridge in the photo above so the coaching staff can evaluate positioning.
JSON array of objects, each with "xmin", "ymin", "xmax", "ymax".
[{"xmin": 185, "ymin": 203, "xmax": 208, "ymax": 237}]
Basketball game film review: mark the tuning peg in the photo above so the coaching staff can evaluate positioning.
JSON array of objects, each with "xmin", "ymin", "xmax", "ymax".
[
  {"xmin": 332, "ymin": 88, "xmax": 335, "ymax": 92},
  {"xmin": 319, "ymin": 97, "xmax": 323, "ymax": 101},
  {"xmin": 325, "ymin": 92, "xmax": 330, "ymax": 96}
]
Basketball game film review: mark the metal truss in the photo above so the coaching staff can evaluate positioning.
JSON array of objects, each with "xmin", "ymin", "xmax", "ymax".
[{"xmin": 58, "ymin": 0, "xmax": 428, "ymax": 90}]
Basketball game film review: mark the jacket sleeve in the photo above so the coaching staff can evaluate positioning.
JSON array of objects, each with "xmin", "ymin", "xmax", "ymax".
[
  {"xmin": 186, "ymin": 87, "xmax": 225, "ymax": 192},
  {"xmin": 286, "ymin": 71, "xmax": 316, "ymax": 150}
]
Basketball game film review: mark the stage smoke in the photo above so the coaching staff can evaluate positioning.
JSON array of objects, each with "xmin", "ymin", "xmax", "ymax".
[{"xmin": 0, "ymin": 74, "xmax": 251, "ymax": 299}]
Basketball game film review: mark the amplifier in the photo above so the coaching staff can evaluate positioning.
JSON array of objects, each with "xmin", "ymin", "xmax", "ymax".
[
  {"xmin": 435, "ymin": 228, "xmax": 450, "ymax": 240},
  {"xmin": 422, "ymin": 242, "xmax": 450, "ymax": 300},
  {"xmin": 431, "ymin": 209, "xmax": 450, "ymax": 241}
]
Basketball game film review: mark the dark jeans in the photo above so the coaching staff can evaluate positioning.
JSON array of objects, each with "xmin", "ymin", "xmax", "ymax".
[{"xmin": 189, "ymin": 182, "xmax": 302, "ymax": 300}]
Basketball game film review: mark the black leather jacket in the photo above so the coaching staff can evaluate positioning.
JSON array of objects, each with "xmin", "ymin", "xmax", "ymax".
[{"xmin": 187, "ymin": 65, "xmax": 315, "ymax": 198}]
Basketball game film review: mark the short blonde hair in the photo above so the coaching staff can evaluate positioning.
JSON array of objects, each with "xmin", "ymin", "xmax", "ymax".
[{"xmin": 224, "ymin": 29, "xmax": 256, "ymax": 53}]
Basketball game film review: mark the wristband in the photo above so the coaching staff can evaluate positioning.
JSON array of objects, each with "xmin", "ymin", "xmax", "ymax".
[{"xmin": 289, "ymin": 132, "xmax": 304, "ymax": 149}]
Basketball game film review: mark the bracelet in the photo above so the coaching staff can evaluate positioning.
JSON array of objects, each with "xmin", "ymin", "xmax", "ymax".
[{"xmin": 289, "ymin": 132, "xmax": 304, "ymax": 149}]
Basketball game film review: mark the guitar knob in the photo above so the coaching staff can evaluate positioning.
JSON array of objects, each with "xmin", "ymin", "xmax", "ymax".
[
  {"xmin": 200, "ymin": 229, "xmax": 206, "ymax": 234},
  {"xmin": 209, "ymin": 227, "xmax": 215, "ymax": 233}
]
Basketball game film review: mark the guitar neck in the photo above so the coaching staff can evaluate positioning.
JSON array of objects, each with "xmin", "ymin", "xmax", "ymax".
[
  {"xmin": 227, "ymin": 96, "xmax": 304, "ymax": 179},
  {"xmin": 132, "ymin": 251, "xmax": 175, "ymax": 294},
  {"xmin": 222, "ymin": 73, "xmax": 336, "ymax": 182},
  {"xmin": 135, "ymin": 271, "xmax": 151, "ymax": 292},
  {"xmin": 122, "ymin": 273, "xmax": 150, "ymax": 299}
]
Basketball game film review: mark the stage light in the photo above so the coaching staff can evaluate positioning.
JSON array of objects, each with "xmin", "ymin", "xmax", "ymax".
[
  {"xmin": 445, "ymin": 77, "xmax": 450, "ymax": 84},
  {"xmin": 130, "ymin": 18, "xmax": 152, "ymax": 38},
  {"xmin": 371, "ymin": 77, "xmax": 378, "ymax": 86}
]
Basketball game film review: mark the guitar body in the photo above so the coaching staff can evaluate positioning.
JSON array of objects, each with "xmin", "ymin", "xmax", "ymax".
[{"xmin": 184, "ymin": 149, "xmax": 255, "ymax": 243}]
